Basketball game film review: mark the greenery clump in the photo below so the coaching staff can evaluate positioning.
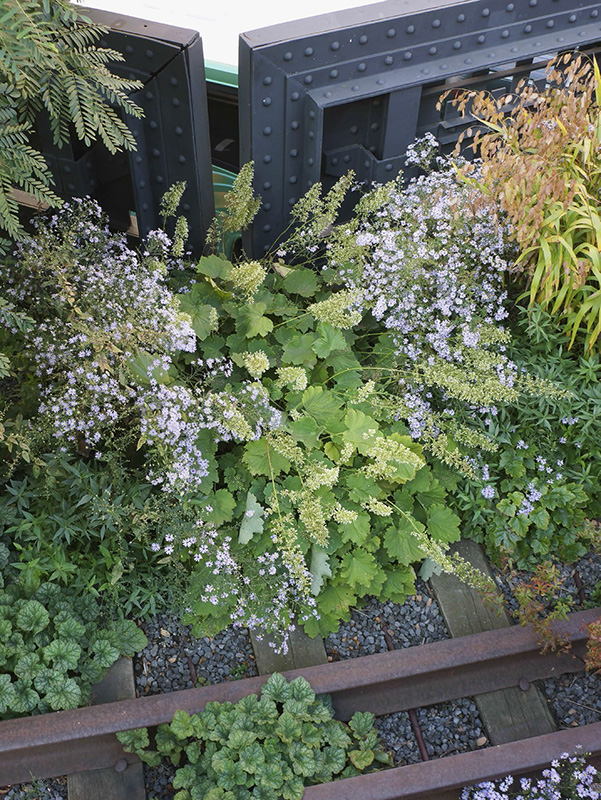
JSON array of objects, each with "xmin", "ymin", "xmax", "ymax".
[
  {"xmin": 451, "ymin": 305, "xmax": 601, "ymax": 568},
  {"xmin": 0, "ymin": 549, "xmax": 147, "ymax": 719},
  {"xmin": 117, "ymin": 672, "xmax": 392, "ymax": 800},
  {"xmin": 0, "ymin": 0, "xmax": 142, "ymax": 246},
  {"xmin": 445, "ymin": 53, "xmax": 601, "ymax": 351},
  {"xmin": 4, "ymin": 146, "xmax": 597, "ymax": 651},
  {"xmin": 0, "ymin": 452, "xmax": 181, "ymax": 617}
]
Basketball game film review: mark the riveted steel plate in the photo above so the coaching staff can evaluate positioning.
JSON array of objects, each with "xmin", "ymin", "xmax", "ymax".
[
  {"xmin": 240, "ymin": 0, "xmax": 601, "ymax": 255},
  {"xmin": 34, "ymin": 8, "xmax": 214, "ymax": 253}
]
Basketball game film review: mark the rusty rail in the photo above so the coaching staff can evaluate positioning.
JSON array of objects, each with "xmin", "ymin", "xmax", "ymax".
[{"xmin": 0, "ymin": 607, "xmax": 599, "ymax": 789}]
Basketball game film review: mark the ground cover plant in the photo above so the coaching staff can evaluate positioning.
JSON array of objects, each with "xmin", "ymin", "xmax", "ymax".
[
  {"xmin": 450, "ymin": 304, "xmax": 601, "ymax": 568},
  {"xmin": 0, "ymin": 542, "xmax": 146, "ymax": 719},
  {"xmin": 462, "ymin": 751, "xmax": 599, "ymax": 800},
  {"xmin": 117, "ymin": 672, "xmax": 392, "ymax": 800}
]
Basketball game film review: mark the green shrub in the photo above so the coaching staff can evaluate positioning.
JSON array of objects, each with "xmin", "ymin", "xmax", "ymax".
[
  {"xmin": 0, "ymin": 557, "xmax": 146, "ymax": 719},
  {"xmin": 451, "ymin": 304, "xmax": 601, "ymax": 568},
  {"xmin": 117, "ymin": 672, "xmax": 392, "ymax": 800}
]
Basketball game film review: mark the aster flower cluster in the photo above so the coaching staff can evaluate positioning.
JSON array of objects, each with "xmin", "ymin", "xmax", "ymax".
[
  {"xmin": 151, "ymin": 518, "xmax": 318, "ymax": 654},
  {"xmin": 462, "ymin": 752, "xmax": 599, "ymax": 800},
  {"xmin": 334, "ymin": 138, "xmax": 516, "ymax": 449},
  {"xmin": 0, "ymin": 199, "xmax": 208, "ymax": 491}
]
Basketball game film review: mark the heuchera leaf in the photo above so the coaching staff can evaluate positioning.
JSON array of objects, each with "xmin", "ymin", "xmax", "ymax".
[
  {"xmin": 261, "ymin": 672, "xmax": 290, "ymax": 703},
  {"xmin": 16, "ymin": 600, "xmax": 49, "ymax": 634},
  {"xmin": 276, "ymin": 711, "xmax": 302, "ymax": 744},
  {"xmin": 349, "ymin": 711, "xmax": 376, "ymax": 739},
  {"xmin": 45, "ymin": 677, "xmax": 81, "ymax": 710},
  {"xmin": 43, "ymin": 638, "xmax": 82, "ymax": 672},
  {"xmin": 289, "ymin": 677, "xmax": 316, "ymax": 705},
  {"xmin": 11, "ymin": 681, "xmax": 40, "ymax": 714},
  {"xmin": 0, "ymin": 674, "xmax": 16, "ymax": 713},
  {"xmin": 171, "ymin": 709, "xmax": 195, "ymax": 740},
  {"xmin": 110, "ymin": 619, "xmax": 148, "ymax": 657},
  {"xmin": 91, "ymin": 636, "xmax": 121, "ymax": 669},
  {"xmin": 349, "ymin": 749, "xmax": 375, "ymax": 770}
]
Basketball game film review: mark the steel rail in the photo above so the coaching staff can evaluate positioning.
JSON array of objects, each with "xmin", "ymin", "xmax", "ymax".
[
  {"xmin": 0, "ymin": 607, "xmax": 598, "ymax": 785},
  {"xmin": 304, "ymin": 721, "xmax": 601, "ymax": 800}
]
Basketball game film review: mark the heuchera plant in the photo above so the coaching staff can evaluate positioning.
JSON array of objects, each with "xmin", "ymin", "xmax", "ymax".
[
  {"xmin": 117, "ymin": 672, "xmax": 393, "ymax": 800},
  {"xmin": 0, "ymin": 542, "xmax": 146, "ymax": 719}
]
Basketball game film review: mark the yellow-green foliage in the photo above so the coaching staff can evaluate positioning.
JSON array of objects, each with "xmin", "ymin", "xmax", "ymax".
[{"xmin": 445, "ymin": 54, "xmax": 601, "ymax": 350}]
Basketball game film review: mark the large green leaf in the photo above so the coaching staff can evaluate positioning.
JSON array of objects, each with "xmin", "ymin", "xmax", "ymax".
[
  {"xmin": 170, "ymin": 709, "xmax": 195, "ymax": 739},
  {"xmin": 384, "ymin": 521, "xmax": 426, "ymax": 564},
  {"xmin": 16, "ymin": 600, "xmax": 49, "ymax": 634},
  {"xmin": 197, "ymin": 254, "xmax": 232, "ymax": 279},
  {"xmin": 302, "ymin": 386, "xmax": 344, "ymax": 428},
  {"xmin": 11, "ymin": 681, "xmax": 40, "ymax": 714},
  {"xmin": 382, "ymin": 567, "xmax": 415, "ymax": 603},
  {"xmin": 205, "ymin": 489, "xmax": 236, "ymax": 527},
  {"xmin": 309, "ymin": 547, "xmax": 332, "ymax": 596},
  {"xmin": 289, "ymin": 415, "xmax": 320, "ymax": 448},
  {"xmin": 243, "ymin": 439, "xmax": 290, "ymax": 477},
  {"xmin": 289, "ymin": 677, "xmax": 316, "ymax": 705},
  {"xmin": 312, "ymin": 323, "xmax": 347, "ymax": 358},
  {"xmin": 339, "ymin": 549, "xmax": 378, "ymax": 589},
  {"xmin": 127, "ymin": 350, "xmax": 175, "ymax": 385},
  {"xmin": 342, "ymin": 409, "xmax": 380, "ymax": 454},
  {"xmin": 338, "ymin": 511, "xmax": 370, "ymax": 546},
  {"xmin": 46, "ymin": 677, "xmax": 81, "ymax": 710},
  {"xmin": 235, "ymin": 302, "xmax": 273, "ymax": 338},
  {"xmin": 262, "ymin": 672, "xmax": 290, "ymax": 703},
  {"xmin": 284, "ymin": 268, "xmax": 319, "ymax": 297},
  {"xmin": 239, "ymin": 492, "xmax": 264, "ymax": 544},
  {"xmin": 427, "ymin": 504, "xmax": 461, "ymax": 543},
  {"xmin": 111, "ymin": 619, "xmax": 148, "ymax": 657},
  {"xmin": 282, "ymin": 333, "xmax": 318, "ymax": 367},
  {"xmin": 177, "ymin": 292, "xmax": 219, "ymax": 340},
  {"xmin": 44, "ymin": 638, "xmax": 81, "ymax": 672},
  {"xmin": 276, "ymin": 711, "xmax": 302, "ymax": 744},
  {"xmin": 0, "ymin": 674, "xmax": 15, "ymax": 714},
  {"xmin": 349, "ymin": 749, "xmax": 374, "ymax": 770},
  {"xmin": 317, "ymin": 583, "xmax": 355, "ymax": 618}
]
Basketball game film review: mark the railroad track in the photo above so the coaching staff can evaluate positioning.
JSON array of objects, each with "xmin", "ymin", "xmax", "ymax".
[{"xmin": 1, "ymin": 606, "xmax": 599, "ymax": 799}]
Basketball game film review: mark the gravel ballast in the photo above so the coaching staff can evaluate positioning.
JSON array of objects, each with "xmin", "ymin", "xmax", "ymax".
[
  {"xmin": 325, "ymin": 580, "xmax": 490, "ymax": 765},
  {"xmin": 2, "ymin": 778, "xmax": 67, "ymax": 800},
  {"xmin": 133, "ymin": 613, "xmax": 257, "ymax": 799},
  {"xmin": 135, "ymin": 613, "xmax": 257, "ymax": 695},
  {"xmin": 325, "ymin": 579, "xmax": 449, "ymax": 660}
]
